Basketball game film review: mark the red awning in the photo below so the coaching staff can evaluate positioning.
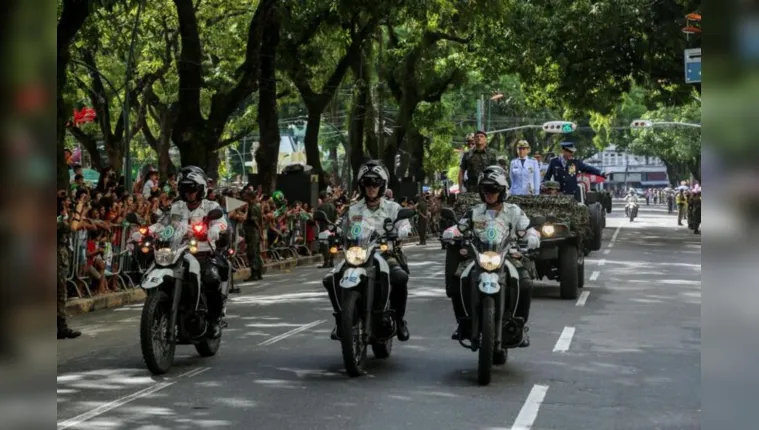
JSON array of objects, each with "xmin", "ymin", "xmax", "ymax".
[{"xmin": 578, "ymin": 173, "xmax": 605, "ymax": 184}]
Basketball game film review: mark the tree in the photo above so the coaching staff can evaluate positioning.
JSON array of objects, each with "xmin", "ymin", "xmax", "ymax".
[
  {"xmin": 57, "ymin": 0, "xmax": 97, "ymax": 190},
  {"xmin": 279, "ymin": 2, "xmax": 385, "ymax": 187},
  {"xmin": 630, "ymin": 101, "xmax": 701, "ymax": 182},
  {"xmin": 502, "ymin": 0, "xmax": 701, "ymax": 113},
  {"xmin": 171, "ymin": 0, "xmax": 277, "ymax": 175}
]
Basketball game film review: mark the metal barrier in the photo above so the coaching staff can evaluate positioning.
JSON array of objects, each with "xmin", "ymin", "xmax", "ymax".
[{"xmin": 65, "ymin": 223, "xmax": 141, "ymax": 301}]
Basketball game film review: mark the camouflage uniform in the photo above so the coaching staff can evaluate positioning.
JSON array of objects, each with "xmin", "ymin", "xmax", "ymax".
[
  {"xmin": 244, "ymin": 203, "xmax": 263, "ymax": 280},
  {"xmin": 57, "ymin": 216, "xmax": 80, "ymax": 338},
  {"xmin": 460, "ymin": 147, "xmax": 498, "ymax": 191}
]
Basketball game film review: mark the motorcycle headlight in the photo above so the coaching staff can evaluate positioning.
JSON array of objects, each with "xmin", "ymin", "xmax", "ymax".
[
  {"xmin": 154, "ymin": 248, "xmax": 175, "ymax": 266},
  {"xmin": 478, "ymin": 251, "xmax": 502, "ymax": 271},
  {"xmin": 542, "ymin": 225, "xmax": 555, "ymax": 236},
  {"xmin": 345, "ymin": 246, "xmax": 369, "ymax": 265}
]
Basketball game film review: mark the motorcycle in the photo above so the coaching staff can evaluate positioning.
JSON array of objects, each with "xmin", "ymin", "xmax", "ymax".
[
  {"xmin": 625, "ymin": 200, "xmax": 639, "ymax": 222},
  {"xmin": 126, "ymin": 208, "xmax": 233, "ymax": 375},
  {"xmin": 314, "ymin": 208, "xmax": 415, "ymax": 377},
  {"xmin": 317, "ymin": 221, "xmax": 343, "ymax": 265},
  {"xmin": 452, "ymin": 212, "xmax": 543, "ymax": 385}
]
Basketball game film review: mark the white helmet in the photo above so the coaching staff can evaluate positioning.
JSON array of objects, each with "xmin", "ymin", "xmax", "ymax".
[
  {"xmin": 356, "ymin": 160, "xmax": 389, "ymax": 202},
  {"xmin": 478, "ymin": 165, "xmax": 509, "ymax": 203},
  {"xmin": 177, "ymin": 166, "xmax": 208, "ymax": 205}
]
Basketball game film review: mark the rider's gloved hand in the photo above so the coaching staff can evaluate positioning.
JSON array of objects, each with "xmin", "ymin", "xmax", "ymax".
[{"xmin": 526, "ymin": 236, "xmax": 540, "ymax": 250}]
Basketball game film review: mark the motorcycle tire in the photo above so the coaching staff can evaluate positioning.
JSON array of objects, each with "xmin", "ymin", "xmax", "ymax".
[
  {"xmin": 195, "ymin": 330, "xmax": 222, "ymax": 357},
  {"xmin": 478, "ymin": 296, "xmax": 496, "ymax": 386},
  {"xmin": 340, "ymin": 290, "xmax": 367, "ymax": 377},
  {"xmin": 371, "ymin": 338, "xmax": 393, "ymax": 359},
  {"xmin": 559, "ymin": 244, "xmax": 579, "ymax": 300},
  {"xmin": 140, "ymin": 290, "xmax": 176, "ymax": 375}
]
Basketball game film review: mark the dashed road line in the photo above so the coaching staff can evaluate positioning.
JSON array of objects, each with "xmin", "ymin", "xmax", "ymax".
[
  {"xmin": 603, "ymin": 249, "xmax": 611, "ymax": 255},
  {"xmin": 552, "ymin": 326, "xmax": 575, "ymax": 353},
  {"xmin": 576, "ymin": 291, "xmax": 590, "ymax": 307},
  {"xmin": 589, "ymin": 271, "xmax": 600, "ymax": 282},
  {"xmin": 511, "ymin": 384, "xmax": 550, "ymax": 430},
  {"xmin": 598, "ymin": 259, "xmax": 606, "ymax": 266},
  {"xmin": 610, "ymin": 224, "xmax": 622, "ymax": 243}
]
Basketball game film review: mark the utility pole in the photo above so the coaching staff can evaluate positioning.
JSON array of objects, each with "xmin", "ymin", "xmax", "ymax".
[{"xmin": 476, "ymin": 95, "xmax": 484, "ymax": 130}]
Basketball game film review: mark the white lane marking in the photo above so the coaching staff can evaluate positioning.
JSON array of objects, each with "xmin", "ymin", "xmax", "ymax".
[
  {"xmin": 610, "ymin": 225, "xmax": 622, "ymax": 243},
  {"xmin": 589, "ymin": 271, "xmax": 600, "ymax": 282},
  {"xmin": 603, "ymin": 249, "xmax": 611, "ymax": 255},
  {"xmin": 510, "ymin": 384, "xmax": 550, "ymax": 430},
  {"xmin": 576, "ymin": 291, "xmax": 590, "ymax": 307},
  {"xmin": 598, "ymin": 259, "xmax": 606, "ymax": 266},
  {"xmin": 607, "ymin": 242, "xmax": 614, "ymax": 248},
  {"xmin": 552, "ymin": 326, "xmax": 575, "ymax": 352},
  {"xmin": 258, "ymin": 320, "xmax": 326, "ymax": 346},
  {"xmin": 57, "ymin": 367, "xmax": 210, "ymax": 429}
]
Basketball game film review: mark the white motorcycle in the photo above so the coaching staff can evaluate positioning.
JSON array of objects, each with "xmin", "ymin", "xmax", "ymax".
[
  {"xmin": 315, "ymin": 208, "xmax": 415, "ymax": 377},
  {"xmin": 126, "ymin": 209, "xmax": 232, "ymax": 375},
  {"xmin": 625, "ymin": 200, "xmax": 639, "ymax": 222}
]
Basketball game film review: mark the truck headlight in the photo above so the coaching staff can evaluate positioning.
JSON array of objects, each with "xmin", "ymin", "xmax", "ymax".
[{"xmin": 542, "ymin": 225, "xmax": 555, "ymax": 236}]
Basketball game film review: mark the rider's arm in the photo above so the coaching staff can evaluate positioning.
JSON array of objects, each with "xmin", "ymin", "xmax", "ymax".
[
  {"xmin": 576, "ymin": 160, "xmax": 603, "ymax": 176},
  {"xmin": 543, "ymin": 159, "xmax": 554, "ymax": 182}
]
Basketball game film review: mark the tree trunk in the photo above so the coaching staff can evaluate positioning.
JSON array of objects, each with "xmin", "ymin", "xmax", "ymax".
[
  {"xmin": 348, "ymin": 69, "xmax": 369, "ymax": 181},
  {"xmin": 254, "ymin": 6, "xmax": 281, "ymax": 194},
  {"xmin": 304, "ymin": 108, "xmax": 326, "ymax": 186},
  {"xmin": 408, "ymin": 128, "xmax": 425, "ymax": 182},
  {"xmin": 56, "ymin": 0, "xmax": 91, "ymax": 190}
]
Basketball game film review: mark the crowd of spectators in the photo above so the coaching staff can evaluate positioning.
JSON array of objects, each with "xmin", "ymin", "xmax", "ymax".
[{"xmin": 58, "ymin": 162, "xmax": 455, "ymax": 299}]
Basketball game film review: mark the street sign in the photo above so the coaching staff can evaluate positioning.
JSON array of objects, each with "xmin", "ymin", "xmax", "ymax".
[
  {"xmin": 542, "ymin": 121, "xmax": 576, "ymax": 134},
  {"xmin": 684, "ymin": 48, "xmax": 701, "ymax": 84}
]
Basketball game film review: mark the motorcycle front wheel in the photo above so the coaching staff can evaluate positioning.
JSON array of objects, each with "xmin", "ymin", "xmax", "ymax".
[
  {"xmin": 140, "ymin": 289, "xmax": 176, "ymax": 375},
  {"xmin": 340, "ymin": 290, "xmax": 367, "ymax": 377},
  {"xmin": 478, "ymin": 296, "xmax": 496, "ymax": 386}
]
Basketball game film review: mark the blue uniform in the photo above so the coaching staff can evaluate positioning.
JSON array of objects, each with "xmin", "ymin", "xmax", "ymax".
[
  {"xmin": 509, "ymin": 157, "xmax": 541, "ymax": 195},
  {"xmin": 543, "ymin": 156, "xmax": 603, "ymax": 195}
]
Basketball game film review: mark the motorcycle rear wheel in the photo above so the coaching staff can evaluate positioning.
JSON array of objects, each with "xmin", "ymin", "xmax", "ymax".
[{"xmin": 140, "ymin": 290, "xmax": 176, "ymax": 375}]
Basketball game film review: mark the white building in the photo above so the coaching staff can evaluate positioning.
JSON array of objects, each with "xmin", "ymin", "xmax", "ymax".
[{"xmin": 583, "ymin": 144, "xmax": 670, "ymax": 190}]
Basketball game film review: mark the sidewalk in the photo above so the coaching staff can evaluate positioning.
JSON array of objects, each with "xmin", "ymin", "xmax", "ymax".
[
  {"xmin": 65, "ymin": 253, "xmax": 326, "ymax": 316},
  {"xmin": 65, "ymin": 235, "xmax": 424, "ymax": 315}
]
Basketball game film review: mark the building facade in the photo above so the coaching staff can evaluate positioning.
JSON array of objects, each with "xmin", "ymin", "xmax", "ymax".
[{"xmin": 583, "ymin": 144, "xmax": 671, "ymax": 191}]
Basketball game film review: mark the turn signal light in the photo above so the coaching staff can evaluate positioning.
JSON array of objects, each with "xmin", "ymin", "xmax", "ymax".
[{"xmin": 329, "ymin": 246, "xmax": 338, "ymax": 254}]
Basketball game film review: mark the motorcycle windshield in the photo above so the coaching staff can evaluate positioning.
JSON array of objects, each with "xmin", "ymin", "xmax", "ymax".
[
  {"xmin": 472, "ymin": 213, "xmax": 508, "ymax": 254},
  {"xmin": 345, "ymin": 219, "xmax": 377, "ymax": 249},
  {"xmin": 152, "ymin": 213, "xmax": 189, "ymax": 252}
]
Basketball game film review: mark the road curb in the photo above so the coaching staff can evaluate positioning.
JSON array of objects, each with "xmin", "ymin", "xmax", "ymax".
[{"xmin": 66, "ymin": 236, "xmax": 421, "ymax": 316}]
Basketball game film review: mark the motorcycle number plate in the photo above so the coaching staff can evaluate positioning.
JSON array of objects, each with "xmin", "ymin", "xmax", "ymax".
[
  {"xmin": 478, "ymin": 272, "xmax": 501, "ymax": 294},
  {"xmin": 141, "ymin": 268, "xmax": 173, "ymax": 290},
  {"xmin": 340, "ymin": 267, "xmax": 366, "ymax": 289}
]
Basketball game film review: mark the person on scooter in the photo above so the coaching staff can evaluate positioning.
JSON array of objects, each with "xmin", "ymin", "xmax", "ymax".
[
  {"xmin": 169, "ymin": 166, "xmax": 230, "ymax": 337},
  {"xmin": 451, "ymin": 165, "xmax": 540, "ymax": 346},
  {"xmin": 321, "ymin": 160, "xmax": 412, "ymax": 342}
]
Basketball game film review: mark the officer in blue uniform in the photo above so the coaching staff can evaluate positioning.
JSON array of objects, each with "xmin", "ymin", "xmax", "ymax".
[{"xmin": 543, "ymin": 142, "xmax": 606, "ymax": 197}]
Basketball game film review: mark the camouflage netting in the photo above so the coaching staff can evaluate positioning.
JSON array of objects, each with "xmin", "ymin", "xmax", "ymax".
[{"xmin": 443, "ymin": 193, "xmax": 592, "ymax": 243}]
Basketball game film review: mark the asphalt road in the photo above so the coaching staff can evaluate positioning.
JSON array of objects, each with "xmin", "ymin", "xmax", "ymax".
[{"xmin": 57, "ymin": 200, "xmax": 701, "ymax": 430}]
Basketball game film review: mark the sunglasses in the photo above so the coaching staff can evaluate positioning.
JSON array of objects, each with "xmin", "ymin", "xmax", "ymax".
[
  {"xmin": 482, "ymin": 185, "xmax": 502, "ymax": 194},
  {"xmin": 361, "ymin": 178, "xmax": 383, "ymax": 187}
]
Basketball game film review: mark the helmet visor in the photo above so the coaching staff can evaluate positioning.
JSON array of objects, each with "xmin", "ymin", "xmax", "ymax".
[
  {"xmin": 360, "ymin": 177, "xmax": 384, "ymax": 188},
  {"xmin": 481, "ymin": 184, "xmax": 502, "ymax": 195}
]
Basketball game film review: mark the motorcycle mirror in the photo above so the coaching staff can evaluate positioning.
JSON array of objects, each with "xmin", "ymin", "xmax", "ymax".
[
  {"xmin": 395, "ymin": 208, "xmax": 415, "ymax": 222},
  {"xmin": 383, "ymin": 217, "xmax": 393, "ymax": 232},
  {"xmin": 441, "ymin": 208, "xmax": 456, "ymax": 221},
  {"xmin": 207, "ymin": 208, "xmax": 224, "ymax": 221},
  {"xmin": 313, "ymin": 210, "xmax": 329, "ymax": 223},
  {"xmin": 125, "ymin": 213, "xmax": 142, "ymax": 225}
]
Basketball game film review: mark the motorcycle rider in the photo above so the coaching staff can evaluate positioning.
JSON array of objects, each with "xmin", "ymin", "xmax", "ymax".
[
  {"xmin": 451, "ymin": 165, "xmax": 540, "ymax": 346},
  {"xmin": 322, "ymin": 160, "xmax": 412, "ymax": 342},
  {"xmin": 169, "ymin": 166, "xmax": 229, "ymax": 337}
]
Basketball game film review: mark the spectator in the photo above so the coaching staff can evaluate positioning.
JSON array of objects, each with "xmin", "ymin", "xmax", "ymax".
[{"xmin": 142, "ymin": 168, "xmax": 160, "ymax": 198}]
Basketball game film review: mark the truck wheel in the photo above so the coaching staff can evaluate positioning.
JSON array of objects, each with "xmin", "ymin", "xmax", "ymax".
[{"xmin": 559, "ymin": 244, "xmax": 579, "ymax": 300}]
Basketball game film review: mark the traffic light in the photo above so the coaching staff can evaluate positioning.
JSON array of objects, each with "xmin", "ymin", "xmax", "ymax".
[
  {"xmin": 542, "ymin": 121, "xmax": 576, "ymax": 134},
  {"xmin": 630, "ymin": 120, "xmax": 653, "ymax": 128}
]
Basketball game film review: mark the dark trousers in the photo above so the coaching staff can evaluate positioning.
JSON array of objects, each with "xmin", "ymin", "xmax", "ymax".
[{"xmin": 418, "ymin": 219, "xmax": 427, "ymax": 244}]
